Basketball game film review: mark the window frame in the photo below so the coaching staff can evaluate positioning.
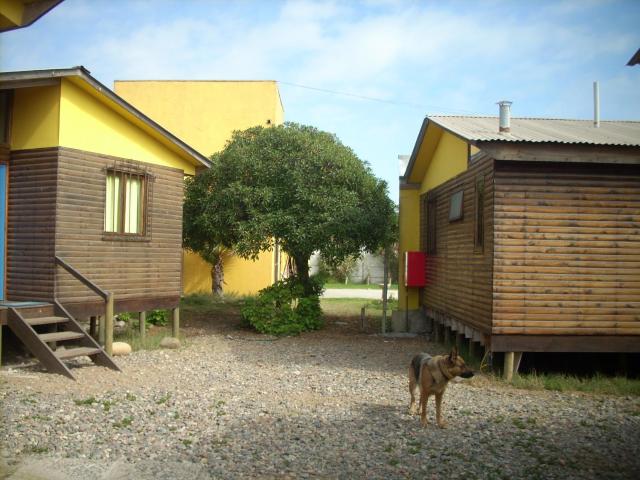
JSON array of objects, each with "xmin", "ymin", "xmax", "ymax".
[
  {"xmin": 448, "ymin": 189, "xmax": 464, "ymax": 222},
  {"xmin": 103, "ymin": 164, "xmax": 152, "ymax": 241}
]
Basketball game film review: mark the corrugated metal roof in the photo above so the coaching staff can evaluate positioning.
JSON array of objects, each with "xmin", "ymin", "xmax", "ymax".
[{"xmin": 429, "ymin": 116, "xmax": 640, "ymax": 147}]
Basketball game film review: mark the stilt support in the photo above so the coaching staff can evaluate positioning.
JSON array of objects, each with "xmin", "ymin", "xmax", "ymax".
[
  {"xmin": 172, "ymin": 307, "xmax": 180, "ymax": 338},
  {"xmin": 139, "ymin": 311, "xmax": 146, "ymax": 342},
  {"xmin": 504, "ymin": 351, "xmax": 515, "ymax": 381}
]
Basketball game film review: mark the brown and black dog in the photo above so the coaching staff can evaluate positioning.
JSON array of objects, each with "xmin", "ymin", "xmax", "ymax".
[{"xmin": 408, "ymin": 348, "xmax": 474, "ymax": 428}]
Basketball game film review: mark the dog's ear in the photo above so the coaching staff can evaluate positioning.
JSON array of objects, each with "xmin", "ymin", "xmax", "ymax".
[{"xmin": 449, "ymin": 347, "xmax": 458, "ymax": 362}]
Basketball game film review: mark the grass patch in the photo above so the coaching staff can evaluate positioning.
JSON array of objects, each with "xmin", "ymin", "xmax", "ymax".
[
  {"xmin": 181, "ymin": 293, "xmax": 248, "ymax": 314},
  {"xmin": 320, "ymin": 298, "xmax": 398, "ymax": 315},
  {"xmin": 323, "ymin": 282, "xmax": 398, "ymax": 290},
  {"xmin": 320, "ymin": 298, "xmax": 398, "ymax": 332},
  {"xmin": 28, "ymin": 446, "xmax": 49, "ymax": 454},
  {"xmin": 156, "ymin": 393, "xmax": 171, "ymax": 405},
  {"xmin": 506, "ymin": 372, "xmax": 640, "ymax": 396},
  {"xmin": 113, "ymin": 416, "xmax": 133, "ymax": 428},
  {"xmin": 74, "ymin": 397, "xmax": 97, "ymax": 406},
  {"xmin": 113, "ymin": 324, "xmax": 184, "ymax": 352},
  {"xmin": 102, "ymin": 400, "xmax": 115, "ymax": 412}
]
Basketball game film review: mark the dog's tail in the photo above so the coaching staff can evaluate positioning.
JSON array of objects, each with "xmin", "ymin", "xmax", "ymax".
[{"xmin": 411, "ymin": 353, "xmax": 431, "ymax": 382}]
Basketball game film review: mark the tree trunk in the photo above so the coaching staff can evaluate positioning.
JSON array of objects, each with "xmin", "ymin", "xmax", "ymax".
[
  {"xmin": 294, "ymin": 255, "xmax": 313, "ymax": 295},
  {"xmin": 211, "ymin": 256, "xmax": 224, "ymax": 296}
]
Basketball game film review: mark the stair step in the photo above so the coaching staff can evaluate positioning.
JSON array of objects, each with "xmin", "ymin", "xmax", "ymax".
[
  {"xmin": 27, "ymin": 316, "xmax": 69, "ymax": 326},
  {"xmin": 55, "ymin": 347, "xmax": 102, "ymax": 360},
  {"xmin": 39, "ymin": 331, "xmax": 86, "ymax": 342}
]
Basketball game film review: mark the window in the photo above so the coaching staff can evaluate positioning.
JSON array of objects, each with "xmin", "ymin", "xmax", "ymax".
[
  {"xmin": 474, "ymin": 177, "xmax": 485, "ymax": 250},
  {"xmin": 104, "ymin": 167, "xmax": 149, "ymax": 236},
  {"xmin": 449, "ymin": 190, "xmax": 464, "ymax": 222},
  {"xmin": 426, "ymin": 196, "xmax": 437, "ymax": 255}
]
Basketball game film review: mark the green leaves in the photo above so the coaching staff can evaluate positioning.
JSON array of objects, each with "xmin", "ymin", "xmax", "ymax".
[
  {"xmin": 183, "ymin": 122, "xmax": 397, "ymax": 286},
  {"xmin": 241, "ymin": 278, "xmax": 324, "ymax": 336}
]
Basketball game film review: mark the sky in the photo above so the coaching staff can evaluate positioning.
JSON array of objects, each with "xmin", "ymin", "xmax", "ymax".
[{"xmin": 1, "ymin": 0, "xmax": 639, "ymax": 202}]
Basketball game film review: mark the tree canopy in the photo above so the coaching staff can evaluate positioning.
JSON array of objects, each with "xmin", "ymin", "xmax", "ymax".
[{"xmin": 183, "ymin": 122, "xmax": 396, "ymax": 293}]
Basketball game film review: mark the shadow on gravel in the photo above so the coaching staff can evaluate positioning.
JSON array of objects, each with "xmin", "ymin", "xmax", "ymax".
[{"xmin": 191, "ymin": 399, "xmax": 640, "ymax": 480}]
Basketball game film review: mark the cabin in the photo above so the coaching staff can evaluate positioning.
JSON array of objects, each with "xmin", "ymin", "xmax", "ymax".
[
  {"xmin": 114, "ymin": 80, "xmax": 287, "ymax": 296},
  {"xmin": 398, "ymin": 110, "xmax": 640, "ymax": 378},
  {"xmin": 0, "ymin": 67, "xmax": 210, "ymax": 378}
]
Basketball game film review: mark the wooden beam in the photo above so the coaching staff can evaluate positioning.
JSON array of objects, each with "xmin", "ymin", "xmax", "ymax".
[
  {"xmin": 480, "ymin": 143, "xmax": 640, "ymax": 165},
  {"xmin": 491, "ymin": 335, "xmax": 640, "ymax": 353}
]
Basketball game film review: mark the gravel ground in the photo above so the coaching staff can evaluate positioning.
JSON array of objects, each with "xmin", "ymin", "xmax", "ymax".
[{"xmin": 1, "ymin": 317, "xmax": 639, "ymax": 480}]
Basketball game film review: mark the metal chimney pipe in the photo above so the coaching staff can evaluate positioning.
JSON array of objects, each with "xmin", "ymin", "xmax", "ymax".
[
  {"xmin": 497, "ymin": 101, "xmax": 512, "ymax": 133},
  {"xmin": 593, "ymin": 81, "xmax": 600, "ymax": 128}
]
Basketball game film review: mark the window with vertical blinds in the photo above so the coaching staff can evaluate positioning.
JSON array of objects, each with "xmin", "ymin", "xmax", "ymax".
[{"xmin": 104, "ymin": 165, "xmax": 150, "ymax": 238}]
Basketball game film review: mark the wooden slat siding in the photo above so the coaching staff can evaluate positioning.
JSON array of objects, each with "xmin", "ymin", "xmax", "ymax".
[
  {"xmin": 54, "ymin": 147, "xmax": 184, "ymax": 305},
  {"xmin": 7, "ymin": 148, "xmax": 58, "ymax": 301},
  {"xmin": 420, "ymin": 155, "xmax": 495, "ymax": 333},
  {"xmin": 492, "ymin": 161, "xmax": 640, "ymax": 335}
]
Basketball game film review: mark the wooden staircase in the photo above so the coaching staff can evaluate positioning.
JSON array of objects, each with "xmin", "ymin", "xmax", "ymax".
[{"xmin": 6, "ymin": 301, "xmax": 120, "ymax": 380}]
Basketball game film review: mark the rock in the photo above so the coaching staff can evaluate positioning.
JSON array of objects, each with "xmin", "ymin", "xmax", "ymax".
[
  {"xmin": 112, "ymin": 342, "xmax": 132, "ymax": 356},
  {"xmin": 160, "ymin": 337, "xmax": 181, "ymax": 349}
]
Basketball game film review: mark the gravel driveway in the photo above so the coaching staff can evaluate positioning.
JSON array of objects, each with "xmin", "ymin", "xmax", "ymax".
[{"xmin": 1, "ymin": 317, "xmax": 639, "ymax": 479}]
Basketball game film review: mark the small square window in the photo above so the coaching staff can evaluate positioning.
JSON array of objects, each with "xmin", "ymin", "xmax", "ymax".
[
  {"xmin": 449, "ymin": 190, "xmax": 463, "ymax": 222},
  {"xmin": 104, "ymin": 168, "xmax": 148, "ymax": 236}
]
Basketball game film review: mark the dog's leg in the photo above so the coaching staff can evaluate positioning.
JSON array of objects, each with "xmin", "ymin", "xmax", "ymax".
[
  {"xmin": 420, "ymin": 391, "xmax": 430, "ymax": 427},
  {"xmin": 408, "ymin": 369, "xmax": 419, "ymax": 415},
  {"xmin": 435, "ymin": 393, "xmax": 447, "ymax": 429}
]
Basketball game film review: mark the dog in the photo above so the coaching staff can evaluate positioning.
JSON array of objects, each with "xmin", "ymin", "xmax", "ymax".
[{"xmin": 408, "ymin": 347, "xmax": 474, "ymax": 428}]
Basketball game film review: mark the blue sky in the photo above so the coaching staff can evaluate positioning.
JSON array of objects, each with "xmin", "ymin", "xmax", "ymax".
[{"xmin": 1, "ymin": 0, "xmax": 639, "ymax": 202}]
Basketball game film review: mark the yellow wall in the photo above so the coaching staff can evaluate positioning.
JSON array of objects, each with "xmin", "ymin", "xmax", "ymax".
[
  {"xmin": 117, "ymin": 80, "xmax": 285, "ymax": 295},
  {"xmin": 58, "ymin": 79, "xmax": 196, "ymax": 174},
  {"xmin": 419, "ymin": 131, "xmax": 469, "ymax": 195},
  {"xmin": 398, "ymin": 128, "xmax": 469, "ymax": 310},
  {"xmin": 183, "ymin": 249, "xmax": 288, "ymax": 296},
  {"xmin": 398, "ymin": 187, "xmax": 421, "ymax": 309},
  {"xmin": 11, "ymin": 84, "xmax": 60, "ymax": 149},
  {"xmin": 114, "ymin": 81, "xmax": 284, "ymax": 157}
]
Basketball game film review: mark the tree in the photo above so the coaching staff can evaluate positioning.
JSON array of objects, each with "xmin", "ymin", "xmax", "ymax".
[
  {"xmin": 183, "ymin": 166, "xmax": 229, "ymax": 295},
  {"xmin": 184, "ymin": 122, "xmax": 396, "ymax": 296}
]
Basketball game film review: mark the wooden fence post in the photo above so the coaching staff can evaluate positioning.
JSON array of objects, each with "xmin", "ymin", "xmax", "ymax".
[
  {"xmin": 105, "ymin": 292, "xmax": 114, "ymax": 356},
  {"xmin": 172, "ymin": 307, "xmax": 180, "ymax": 338}
]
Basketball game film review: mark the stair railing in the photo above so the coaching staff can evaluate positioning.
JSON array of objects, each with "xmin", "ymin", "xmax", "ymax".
[{"xmin": 54, "ymin": 256, "xmax": 115, "ymax": 355}]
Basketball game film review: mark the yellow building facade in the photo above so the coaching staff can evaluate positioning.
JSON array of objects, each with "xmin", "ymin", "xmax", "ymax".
[
  {"xmin": 115, "ymin": 80, "xmax": 286, "ymax": 295},
  {"xmin": 398, "ymin": 120, "xmax": 477, "ymax": 312}
]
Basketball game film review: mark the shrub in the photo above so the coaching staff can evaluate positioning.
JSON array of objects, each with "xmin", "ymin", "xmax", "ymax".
[
  {"xmin": 116, "ymin": 312, "xmax": 132, "ymax": 322},
  {"xmin": 146, "ymin": 309, "xmax": 168, "ymax": 326},
  {"xmin": 241, "ymin": 278, "xmax": 323, "ymax": 335}
]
